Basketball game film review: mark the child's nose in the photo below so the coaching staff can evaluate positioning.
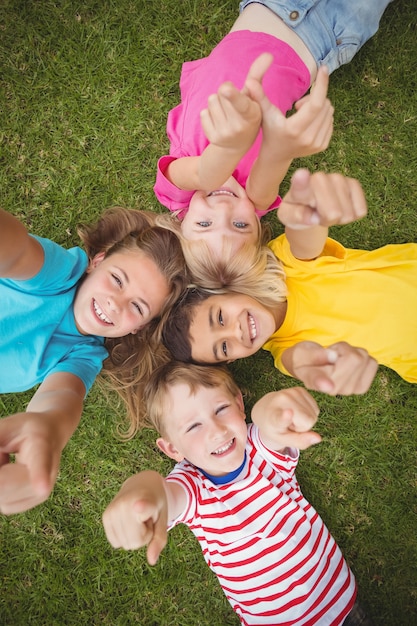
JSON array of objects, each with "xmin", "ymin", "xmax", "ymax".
[
  {"xmin": 233, "ymin": 319, "xmax": 243, "ymax": 342},
  {"xmin": 107, "ymin": 296, "xmax": 120, "ymax": 313},
  {"xmin": 217, "ymin": 321, "xmax": 242, "ymax": 352},
  {"xmin": 211, "ymin": 421, "xmax": 228, "ymax": 439},
  {"xmin": 221, "ymin": 318, "xmax": 241, "ymax": 338}
]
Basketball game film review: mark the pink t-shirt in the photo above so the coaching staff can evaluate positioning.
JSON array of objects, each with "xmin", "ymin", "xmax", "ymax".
[{"xmin": 154, "ymin": 30, "xmax": 310, "ymax": 219}]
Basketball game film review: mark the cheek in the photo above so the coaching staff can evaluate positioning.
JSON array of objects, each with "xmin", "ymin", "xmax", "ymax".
[
  {"xmin": 180, "ymin": 217, "xmax": 196, "ymax": 240},
  {"xmin": 182, "ymin": 195, "xmax": 208, "ymax": 224},
  {"xmin": 85, "ymin": 270, "xmax": 110, "ymax": 292},
  {"xmin": 245, "ymin": 231, "xmax": 259, "ymax": 246},
  {"xmin": 239, "ymin": 418, "xmax": 249, "ymax": 438},
  {"xmin": 188, "ymin": 191, "xmax": 206, "ymax": 211},
  {"xmin": 229, "ymin": 414, "xmax": 248, "ymax": 440},
  {"xmin": 76, "ymin": 274, "xmax": 94, "ymax": 299},
  {"xmin": 266, "ymin": 311, "xmax": 278, "ymax": 336}
]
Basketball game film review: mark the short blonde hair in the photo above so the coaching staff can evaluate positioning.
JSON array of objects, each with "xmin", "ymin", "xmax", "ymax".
[
  {"xmin": 155, "ymin": 213, "xmax": 287, "ymax": 309},
  {"xmin": 143, "ymin": 361, "xmax": 241, "ymax": 435},
  {"xmin": 181, "ymin": 237, "xmax": 287, "ymax": 309}
]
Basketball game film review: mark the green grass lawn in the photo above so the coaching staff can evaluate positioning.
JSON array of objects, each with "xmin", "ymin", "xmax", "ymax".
[{"xmin": 1, "ymin": 0, "xmax": 417, "ymax": 624}]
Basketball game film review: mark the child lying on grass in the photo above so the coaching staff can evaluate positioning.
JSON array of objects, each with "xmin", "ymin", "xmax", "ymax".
[
  {"xmin": 155, "ymin": 0, "xmax": 391, "ymax": 262},
  {"xmin": 0, "ymin": 207, "xmax": 188, "ymax": 514},
  {"xmin": 103, "ymin": 361, "xmax": 372, "ymax": 625}
]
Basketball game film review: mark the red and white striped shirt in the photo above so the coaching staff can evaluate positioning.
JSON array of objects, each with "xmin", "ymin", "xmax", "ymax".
[{"xmin": 167, "ymin": 423, "xmax": 356, "ymax": 625}]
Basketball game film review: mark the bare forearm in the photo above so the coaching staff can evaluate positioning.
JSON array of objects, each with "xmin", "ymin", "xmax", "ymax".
[
  {"xmin": 165, "ymin": 146, "xmax": 243, "ymax": 192},
  {"xmin": 246, "ymin": 150, "xmax": 292, "ymax": 212},
  {"xmin": 27, "ymin": 373, "xmax": 86, "ymax": 450},
  {"xmin": 284, "ymin": 224, "xmax": 328, "ymax": 260},
  {"xmin": 198, "ymin": 143, "xmax": 246, "ymax": 190}
]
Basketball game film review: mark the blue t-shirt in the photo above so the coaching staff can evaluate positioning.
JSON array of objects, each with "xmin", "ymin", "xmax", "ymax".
[{"xmin": 0, "ymin": 235, "xmax": 108, "ymax": 395}]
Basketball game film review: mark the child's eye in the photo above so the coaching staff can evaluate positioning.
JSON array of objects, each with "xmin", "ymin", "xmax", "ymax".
[
  {"xmin": 196, "ymin": 221, "xmax": 212, "ymax": 228},
  {"xmin": 221, "ymin": 341, "xmax": 227, "ymax": 357},
  {"xmin": 216, "ymin": 403, "xmax": 229, "ymax": 415},
  {"xmin": 112, "ymin": 274, "xmax": 122, "ymax": 287},
  {"xmin": 186, "ymin": 422, "xmax": 200, "ymax": 432},
  {"xmin": 233, "ymin": 221, "xmax": 249, "ymax": 229},
  {"xmin": 218, "ymin": 309, "xmax": 224, "ymax": 326},
  {"xmin": 133, "ymin": 302, "xmax": 143, "ymax": 316}
]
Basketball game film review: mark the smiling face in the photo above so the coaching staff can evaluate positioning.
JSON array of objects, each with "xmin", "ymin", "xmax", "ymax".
[
  {"xmin": 181, "ymin": 177, "xmax": 260, "ymax": 259},
  {"xmin": 73, "ymin": 249, "xmax": 170, "ymax": 338},
  {"xmin": 189, "ymin": 293, "xmax": 282, "ymax": 363},
  {"xmin": 157, "ymin": 382, "xmax": 248, "ymax": 476}
]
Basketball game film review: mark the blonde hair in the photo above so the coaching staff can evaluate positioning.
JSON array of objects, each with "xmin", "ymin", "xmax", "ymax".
[
  {"xmin": 156, "ymin": 212, "xmax": 287, "ymax": 309},
  {"xmin": 143, "ymin": 361, "xmax": 241, "ymax": 435},
  {"xmin": 78, "ymin": 207, "xmax": 190, "ymax": 438},
  {"xmin": 155, "ymin": 213, "xmax": 287, "ymax": 366}
]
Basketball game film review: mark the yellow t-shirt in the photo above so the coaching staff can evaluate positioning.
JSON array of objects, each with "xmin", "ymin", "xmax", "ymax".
[{"xmin": 264, "ymin": 235, "xmax": 417, "ymax": 382}]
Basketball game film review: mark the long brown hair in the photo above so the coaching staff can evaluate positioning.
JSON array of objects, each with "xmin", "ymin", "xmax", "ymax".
[{"xmin": 78, "ymin": 207, "xmax": 190, "ymax": 437}]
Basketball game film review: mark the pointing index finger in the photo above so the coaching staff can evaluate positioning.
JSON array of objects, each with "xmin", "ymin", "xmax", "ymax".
[
  {"xmin": 241, "ymin": 52, "xmax": 274, "ymax": 94},
  {"xmin": 309, "ymin": 65, "xmax": 330, "ymax": 104}
]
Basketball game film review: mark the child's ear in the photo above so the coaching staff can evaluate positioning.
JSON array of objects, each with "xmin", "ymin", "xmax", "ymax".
[
  {"xmin": 156, "ymin": 437, "xmax": 185, "ymax": 463},
  {"xmin": 87, "ymin": 251, "xmax": 106, "ymax": 272},
  {"xmin": 235, "ymin": 391, "xmax": 245, "ymax": 413}
]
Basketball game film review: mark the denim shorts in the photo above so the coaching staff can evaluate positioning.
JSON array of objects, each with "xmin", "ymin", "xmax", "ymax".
[{"xmin": 239, "ymin": 0, "xmax": 393, "ymax": 73}]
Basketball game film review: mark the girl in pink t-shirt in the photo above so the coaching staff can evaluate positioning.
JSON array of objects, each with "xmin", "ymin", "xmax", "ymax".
[{"xmin": 154, "ymin": 1, "xmax": 391, "ymax": 263}]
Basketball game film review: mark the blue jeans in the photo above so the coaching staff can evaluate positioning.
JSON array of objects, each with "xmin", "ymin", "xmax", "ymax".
[{"xmin": 239, "ymin": 0, "xmax": 393, "ymax": 73}]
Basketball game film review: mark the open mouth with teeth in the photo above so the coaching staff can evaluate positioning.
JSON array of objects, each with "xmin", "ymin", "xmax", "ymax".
[
  {"xmin": 207, "ymin": 189, "xmax": 237, "ymax": 198},
  {"xmin": 248, "ymin": 313, "xmax": 257, "ymax": 342},
  {"xmin": 93, "ymin": 299, "xmax": 113, "ymax": 326},
  {"xmin": 212, "ymin": 438, "xmax": 235, "ymax": 456}
]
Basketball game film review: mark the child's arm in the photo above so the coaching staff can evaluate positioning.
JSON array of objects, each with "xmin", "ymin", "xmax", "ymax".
[
  {"xmin": 281, "ymin": 341, "xmax": 379, "ymax": 396},
  {"xmin": 251, "ymin": 386, "xmax": 322, "ymax": 452},
  {"xmin": 164, "ymin": 53, "xmax": 273, "ymax": 192},
  {"xmin": 244, "ymin": 63, "xmax": 334, "ymax": 214},
  {"xmin": 0, "ymin": 372, "xmax": 85, "ymax": 514},
  {"xmin": 165, "ymin": 83, "xmax": 262, "ymax": 192},
  {"xmin": 0, "ymin": 210, "xmax": 91, "ymax": 514},
  {"xmin": 279, "ymin": 169, "xmax": 368, "ymax": 260},
  {"xmin": 0, "ymin": 208, "xmax": 44, "ymax": 279},
  {"xmin": 103, "ymin": 471, "xmax": 187, "ymax": 566}
]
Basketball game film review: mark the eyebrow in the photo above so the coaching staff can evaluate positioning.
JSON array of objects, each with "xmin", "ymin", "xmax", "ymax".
[{"xmin": 114, "ymin": 265, "xmax": 150, "ymax": 315}]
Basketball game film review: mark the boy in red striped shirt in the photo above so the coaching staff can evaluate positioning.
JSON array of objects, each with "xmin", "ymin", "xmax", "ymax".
[{"xmin": 103, "ymin": 362, "xmax": 371, "ymax": 626}]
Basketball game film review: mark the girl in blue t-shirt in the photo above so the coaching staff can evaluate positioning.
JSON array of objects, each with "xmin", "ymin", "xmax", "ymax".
[{"xmin": 0, "ymin": 206, "xmax": 188, "ymax": 515}]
